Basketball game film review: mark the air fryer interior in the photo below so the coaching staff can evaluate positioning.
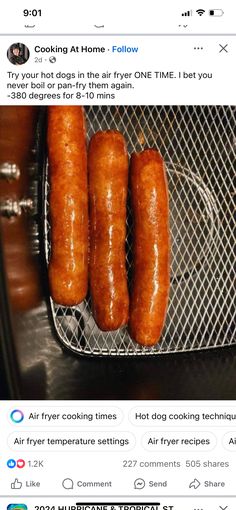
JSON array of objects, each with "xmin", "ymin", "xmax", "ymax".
[{"xmin": 43, "ymin": 106, "xmax": 235, "ymax": 355}]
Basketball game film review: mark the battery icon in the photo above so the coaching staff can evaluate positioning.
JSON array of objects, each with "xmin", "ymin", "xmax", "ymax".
[{"xmin": 209, "ymin": 9, "xmax": 224, "ymax": 16}]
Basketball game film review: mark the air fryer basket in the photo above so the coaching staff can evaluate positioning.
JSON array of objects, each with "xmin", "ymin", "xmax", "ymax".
[{"xmin": 43, "ymin": 106, "xmax": 235, "ymax": 356}]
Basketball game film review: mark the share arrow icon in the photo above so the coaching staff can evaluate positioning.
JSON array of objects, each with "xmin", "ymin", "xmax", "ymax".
[{"xmin": 189, "ymin": 478, "xmax": 201, "ymax": 489}]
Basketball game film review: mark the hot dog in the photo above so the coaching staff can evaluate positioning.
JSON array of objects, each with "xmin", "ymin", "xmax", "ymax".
[
  {"xmin": 129, "ymin": 149, "xmax": 170, "ymax": 346},
  {"xmin": 88, "ymin": 130, "xmax": 129, "ymax": 330},
  {"xmin": 48, "ymin": 106, "xmax": 88, "ymax": 306}
]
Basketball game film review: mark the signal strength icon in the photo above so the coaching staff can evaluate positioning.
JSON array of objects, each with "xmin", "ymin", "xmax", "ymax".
[
  {"xmin": 196, "ymin": 9, "xmax": 206, "ymax": 16},
  {"xmin": 182, "ymin": 10, "xmax": 193, "ymax": 16}
]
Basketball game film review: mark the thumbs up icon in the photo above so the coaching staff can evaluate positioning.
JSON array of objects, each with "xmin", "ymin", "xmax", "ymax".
[{"xmin": 11, "ymin": 478, "xmax": 22, "ymax": 489}]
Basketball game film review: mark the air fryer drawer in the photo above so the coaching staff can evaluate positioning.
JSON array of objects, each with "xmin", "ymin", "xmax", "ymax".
[{"xmin": 43, "ymin": 106, "xmax": 235, "ymax": 356}]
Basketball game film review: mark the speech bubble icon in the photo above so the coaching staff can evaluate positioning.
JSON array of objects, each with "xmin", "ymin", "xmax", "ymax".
[
  {"xmin": 62, "ymin": 478, "xmax": 74, "ymax": 489},
  {"xmin": 134, "ymin": 478, "xmax": 145, "ymax": 489}
]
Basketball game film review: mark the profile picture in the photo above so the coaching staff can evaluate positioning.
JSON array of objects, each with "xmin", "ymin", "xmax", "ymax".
[
  {"xmin": 7, "ymin": 43, "xmax": 30, "ymax": 65},
  {"xmin": 7, "ymin": 506, "xmax": 28, "ymax": 510}
]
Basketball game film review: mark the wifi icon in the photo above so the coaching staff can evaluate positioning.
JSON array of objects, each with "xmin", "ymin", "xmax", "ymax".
[{"xmin": 196, "ymin": 9, "xmax": 206, "ymax": 16}]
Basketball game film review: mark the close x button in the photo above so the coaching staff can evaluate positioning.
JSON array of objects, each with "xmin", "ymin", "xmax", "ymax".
[{"xmin": 219, "ymin": 43, "xmax": 229, "ymax": 53}]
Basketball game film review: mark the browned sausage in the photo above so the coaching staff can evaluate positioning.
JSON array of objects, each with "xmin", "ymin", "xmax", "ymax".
[
  {"xmin": 88, "ymin": 131, "xmax": 129, "ymax": 330},
  {"xmin": 129, "ymin": 149, "xmax": 170, "ymax": 346},
  {"xmin": 48, "ymin": 106, "xmax": 88, "ymax": 306}
]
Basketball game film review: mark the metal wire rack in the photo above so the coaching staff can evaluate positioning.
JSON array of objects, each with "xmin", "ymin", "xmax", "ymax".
[{"xmin": 43, "ymin": 106, "xmax": 236, "ymax": 356}]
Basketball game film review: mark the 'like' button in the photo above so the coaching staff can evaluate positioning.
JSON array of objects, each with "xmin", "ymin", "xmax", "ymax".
[{"xmin": 11, "ymin": 478, "xmax": 22, "ymax": 489}]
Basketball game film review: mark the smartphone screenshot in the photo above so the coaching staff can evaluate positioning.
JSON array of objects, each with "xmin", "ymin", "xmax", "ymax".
[{"xmin": 0, "ymin": 2, "xmax": 235, "ymax": 510}]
